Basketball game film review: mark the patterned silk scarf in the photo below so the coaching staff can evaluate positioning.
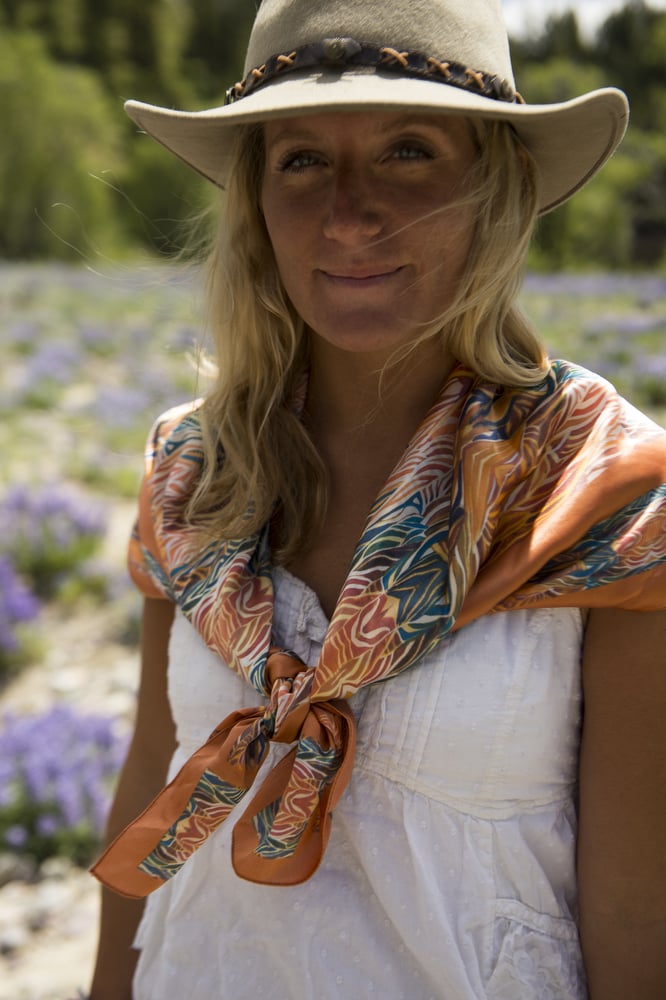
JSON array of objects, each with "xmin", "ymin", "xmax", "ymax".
[{"xmin": 92, "ymin": 360, "xmax": 666, "ymax": 896}]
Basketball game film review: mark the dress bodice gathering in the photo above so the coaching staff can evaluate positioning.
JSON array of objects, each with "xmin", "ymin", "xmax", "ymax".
[{"xmin": 133, "ymin": 566, "xmax": 587, "ymax": 999}]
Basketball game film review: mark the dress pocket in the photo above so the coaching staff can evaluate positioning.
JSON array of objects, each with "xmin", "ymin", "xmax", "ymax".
[{"xmin": 486, "ymin": 898, "xmax": 587, "ymax": 1000}]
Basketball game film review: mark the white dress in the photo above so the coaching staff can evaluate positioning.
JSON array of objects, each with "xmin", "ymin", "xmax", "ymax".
[{"xmin": 133, "ymin": 567, "xmax": 587, "ymax": 1000}]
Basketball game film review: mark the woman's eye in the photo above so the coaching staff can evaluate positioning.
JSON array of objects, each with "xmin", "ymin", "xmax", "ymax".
[
  {"xmin": 391, "ymin": 143, "xmax": 432, "ymax": 161},
  {"xmin": 278, "ymin": 150, "xmax": 322, "ymax": 172}
]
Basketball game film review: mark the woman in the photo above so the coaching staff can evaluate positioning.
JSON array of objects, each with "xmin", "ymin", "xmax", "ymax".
[{"xmin": 89, "ymin": 0, "xmax": 666, "ymax": 998}]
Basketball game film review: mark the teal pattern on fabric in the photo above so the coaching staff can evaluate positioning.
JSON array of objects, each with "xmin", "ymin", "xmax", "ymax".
[{"xmin": 138, "ymin": 770, "xmax": 247, "ymax": 883}]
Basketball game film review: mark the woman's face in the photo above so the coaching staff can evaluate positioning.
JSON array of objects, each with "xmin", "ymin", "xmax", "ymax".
[{"xmin": 261, "ymin": 110, "xmax": 478, "ymax": 359}]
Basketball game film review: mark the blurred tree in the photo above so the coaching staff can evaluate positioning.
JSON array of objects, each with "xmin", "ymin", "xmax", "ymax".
[
  {"xmin": 532, "ymin": 165, "xmax": 632, "ymax": 272},
  {"xmin": 620, "ymin": 130, "xmax": 666, "ymax": 265},
  {"xmin": 0, "ymin": 0, "xmax": 255, "ymax": 106},
  {"xmin": 183, "ymin": 0, "xmax": 258, "ymax": 103},
  {"xmin": 595, "ymin": 1, "xmax": 666, "ymax": 130},
  {"xmin": 514, "ymin": 2, "xmax": 666, "ymax": 269},
  {"xmin": 1, "ymin": 0, "xmax": 85, "ymax": 56},
  {"xmin": 515, "ymin": 56, "xmax": 607, "ymax": 104},
  {"xmin": 75, "ymin": 0, "xmax": 192, "ymax": 103},
  {"xmin": 119, "ymin": 132, "xmax": 212, "ymax": 255},
  {"xmin": 0, "ymin": 30, "xmax": 127, "ymax": 258},
  {"xmin": 1, "ymin": 0, "xmax": 665, "ymax": 265},
  {"xmin": 512, "ymin": 10, "xmax": 588, "ymax": 69},
  {"xmin": 531, "ymin": 129, "xmax": 666, "ymax": 271}
]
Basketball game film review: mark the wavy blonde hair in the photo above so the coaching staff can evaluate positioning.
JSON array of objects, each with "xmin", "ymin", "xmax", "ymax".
[{"xmin": 187, "ymin": 116, "xmax": 545, "ymax": 560}]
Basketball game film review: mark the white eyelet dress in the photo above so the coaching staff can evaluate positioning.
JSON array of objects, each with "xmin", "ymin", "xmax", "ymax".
[{"xmin": 133, "ymin": 566, "xmax": 588, "ymax": 1000}]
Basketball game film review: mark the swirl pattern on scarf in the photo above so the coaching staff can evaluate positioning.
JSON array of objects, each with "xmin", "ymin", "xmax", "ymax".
[{"xmin": 92, "ymin": 361, "xmax": 666, "ymax": 895}]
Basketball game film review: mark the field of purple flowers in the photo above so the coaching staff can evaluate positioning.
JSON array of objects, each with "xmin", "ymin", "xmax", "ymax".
[
  {"xmin": 522, "ymin": 272, "xmax": 666, "ymax": 411},
  {"xmin": 1, "ymin": 262, "xmax": 207, "ymax": 876},
  {"xmin": 0, "ymin": 262, "xmax": 665, "ymax": 875}
]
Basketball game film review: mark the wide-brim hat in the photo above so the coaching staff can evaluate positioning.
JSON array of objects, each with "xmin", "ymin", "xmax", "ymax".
[{"xmin": 124, "ymin": 0, "xmax": 629, "ymax": 214}]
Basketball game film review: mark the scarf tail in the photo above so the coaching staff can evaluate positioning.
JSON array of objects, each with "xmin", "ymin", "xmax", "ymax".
[
  {"xmin": 232, "ymin": 700, "xmax": 356, "ymax": 885},
  {"xmin": 90, "ymin": 707, "xmax": 267, "ymax": 898}
]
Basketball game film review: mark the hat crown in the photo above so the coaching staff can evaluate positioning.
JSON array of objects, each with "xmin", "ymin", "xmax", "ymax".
[{"xmin": 244, "ymin": 0, "xmax": 515, "ymax": 88}]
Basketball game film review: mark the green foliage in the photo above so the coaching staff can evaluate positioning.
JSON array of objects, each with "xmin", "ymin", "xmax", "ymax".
[
  {"xmin": 183, "ymin": 0, "xmax": 259, "ymax": 102},
  {"xmin": 0, "ymin": 29, "xmax": 127, "ymax": 258},
  {"xmin": 2, "ymin": 1, "xmax": 666, "ymax": 267},
  {"xmin": 614, "ymin": 129, "xmax": 666, "ymax": 266},
  {"xmin": 595, "ymin": 0, "xmax": 665, "ymax": 129},
  {"xmin": 530, "ymin": 126, "xmax": 666, "ymax": 272},
  {"xmin": 517, "ymin": 2, "xmax": 666, "ymax": 270},
  {"xmin": 515, "ymin": 58, "xmax": 607, "ymax": 104},
  {"xmin": 512, "ymin": 10, "xmax": 588, "ymax": 66},
  {"xmin": 1, "ymin": 0, "xmax": 248, "ymax": 105},
  {"xmin": 119, "ymin": 134, "xmax": 212, "ymax": 255}
]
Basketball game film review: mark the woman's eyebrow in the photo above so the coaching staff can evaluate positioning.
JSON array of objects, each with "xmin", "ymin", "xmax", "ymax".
[{"xmin": 264, "ymin": 126, "xmax": 320, "ymax": 146}]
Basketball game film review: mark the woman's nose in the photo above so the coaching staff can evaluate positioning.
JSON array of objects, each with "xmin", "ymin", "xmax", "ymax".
[{"xmin": 322, "ymin": 168, "xmax": 383, "ymax": 243}]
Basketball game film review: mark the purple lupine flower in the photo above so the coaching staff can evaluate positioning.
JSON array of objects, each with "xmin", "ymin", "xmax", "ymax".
[
  {"xmin": 141, "ymin": 365, "xmax": 194, "ymax": 409},
  {"xmin": 635, "ymin": 354, "xmax": 666, "ymax": 380},
  {"xmin": 0, "ymin": 557, "xmax": 40, "ymax": 657},
  {"xmin": 55, "ymin": 776, "xmax": 86, "ymax": 828},
  {"xmin": 5, "ymin": 321, "xmax": 40, "ymax": 354},
  {"xmin": 0, "ymin": 759, "xmax": 14, "ymax": 807},
  {"xmin": 21, "ymin": 755, "xmax": 51, "ymax": 802},
  {"xmin": 80, "ymin": 324, "xmax": 112, "ymax": 354},
  {"xmin": 633, "ymin": 354, "xmax": 666, "ymax": 408},
  {"xmin": 26, "ymin": 341, "xmax": 81, "ymax": 381},
  {"xmin": 4, "ymin": 825, "xmax": 29, "ymax": 849},
  {"xmin": 584, "ymin": 313, "xmax": 666, "ymax": 339},
  {"xmin": 90, "ymin": 384, "xmax": 148, "ymax": 429},
  {"xmin": 36, "ymin": 814, "xmax": 60, "ymax": 837},
  {"xmin": 167, "ymin": 325, "xmax": 199, "ymax": 352},
  {"xmin": 0, "ymin": 484, "xmax": 107, "ymax": 597},
  {"xmin": 0, "ymin": 706, "xmax": 129, "ymax": 864},
  {"xmin": 523, "ymin": 272, "xmax": 666, "ymax": 303}
]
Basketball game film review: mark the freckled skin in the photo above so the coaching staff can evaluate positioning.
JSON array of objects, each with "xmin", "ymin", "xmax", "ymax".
[{"xmin": 261, "ymin": 111, "xmax": 478, "ymax": 361}]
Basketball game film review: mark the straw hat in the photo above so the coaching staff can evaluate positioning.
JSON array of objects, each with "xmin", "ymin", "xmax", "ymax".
[{"xmin": 124, "ymin": 0, "xmax": 629, "ymax": 214}]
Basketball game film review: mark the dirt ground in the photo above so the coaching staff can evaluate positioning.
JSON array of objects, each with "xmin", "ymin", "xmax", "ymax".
[{"xmin": 0, "ymin": 863, "xmax": 100, "ymax": 1000}]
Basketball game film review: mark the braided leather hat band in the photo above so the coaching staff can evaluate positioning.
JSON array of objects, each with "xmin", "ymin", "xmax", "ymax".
[{"xmin": 226, "ymin": 37, "xmax": 524, "ymax": 107}]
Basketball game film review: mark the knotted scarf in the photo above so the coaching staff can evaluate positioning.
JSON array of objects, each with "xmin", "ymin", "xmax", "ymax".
[{"xmin": 92, "ymin": 360, "xmax": 666, "ymax": 896}]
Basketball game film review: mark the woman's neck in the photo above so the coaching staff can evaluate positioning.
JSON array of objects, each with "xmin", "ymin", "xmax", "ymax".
[
  {"xmin": 305, "ymin": 335, "xmax": 456, "ymax": 437},
  {"xmin": 283, "ymin": 335, "xmax": 456, "ymax": 616}
]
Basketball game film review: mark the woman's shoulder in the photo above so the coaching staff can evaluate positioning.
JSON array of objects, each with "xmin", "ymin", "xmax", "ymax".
[
  {"xmin": 530, "ymin": 358, "xmax": 664, "ymax": 436},
  {"xmin": 145, "ymin": 399, "xmax": 204, "ymax": 465},
  {"xmin": 139, "ymin": 399, "xmax": 207, "ymax": 522}
]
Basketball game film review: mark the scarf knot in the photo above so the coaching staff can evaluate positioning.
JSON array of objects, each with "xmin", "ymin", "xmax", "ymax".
[{"xmin": 233, "ymin": 649, "xmax": 314, "ymax": 758}]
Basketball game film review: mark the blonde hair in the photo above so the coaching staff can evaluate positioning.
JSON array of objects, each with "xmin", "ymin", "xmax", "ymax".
[{"xmin": 187, "ymin": 117, "xmax": 545, "ymax": 559}]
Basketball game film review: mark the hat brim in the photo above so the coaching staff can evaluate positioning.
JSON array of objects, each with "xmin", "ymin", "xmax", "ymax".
[{"xmin": 125, "ymin": 68, "xmax": 628, "ymax": 214}]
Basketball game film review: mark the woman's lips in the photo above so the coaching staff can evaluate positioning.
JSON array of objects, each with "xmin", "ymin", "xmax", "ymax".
[{"xmin": 319, "ymin": 266, "xmax": 404, "ymax": 288}]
